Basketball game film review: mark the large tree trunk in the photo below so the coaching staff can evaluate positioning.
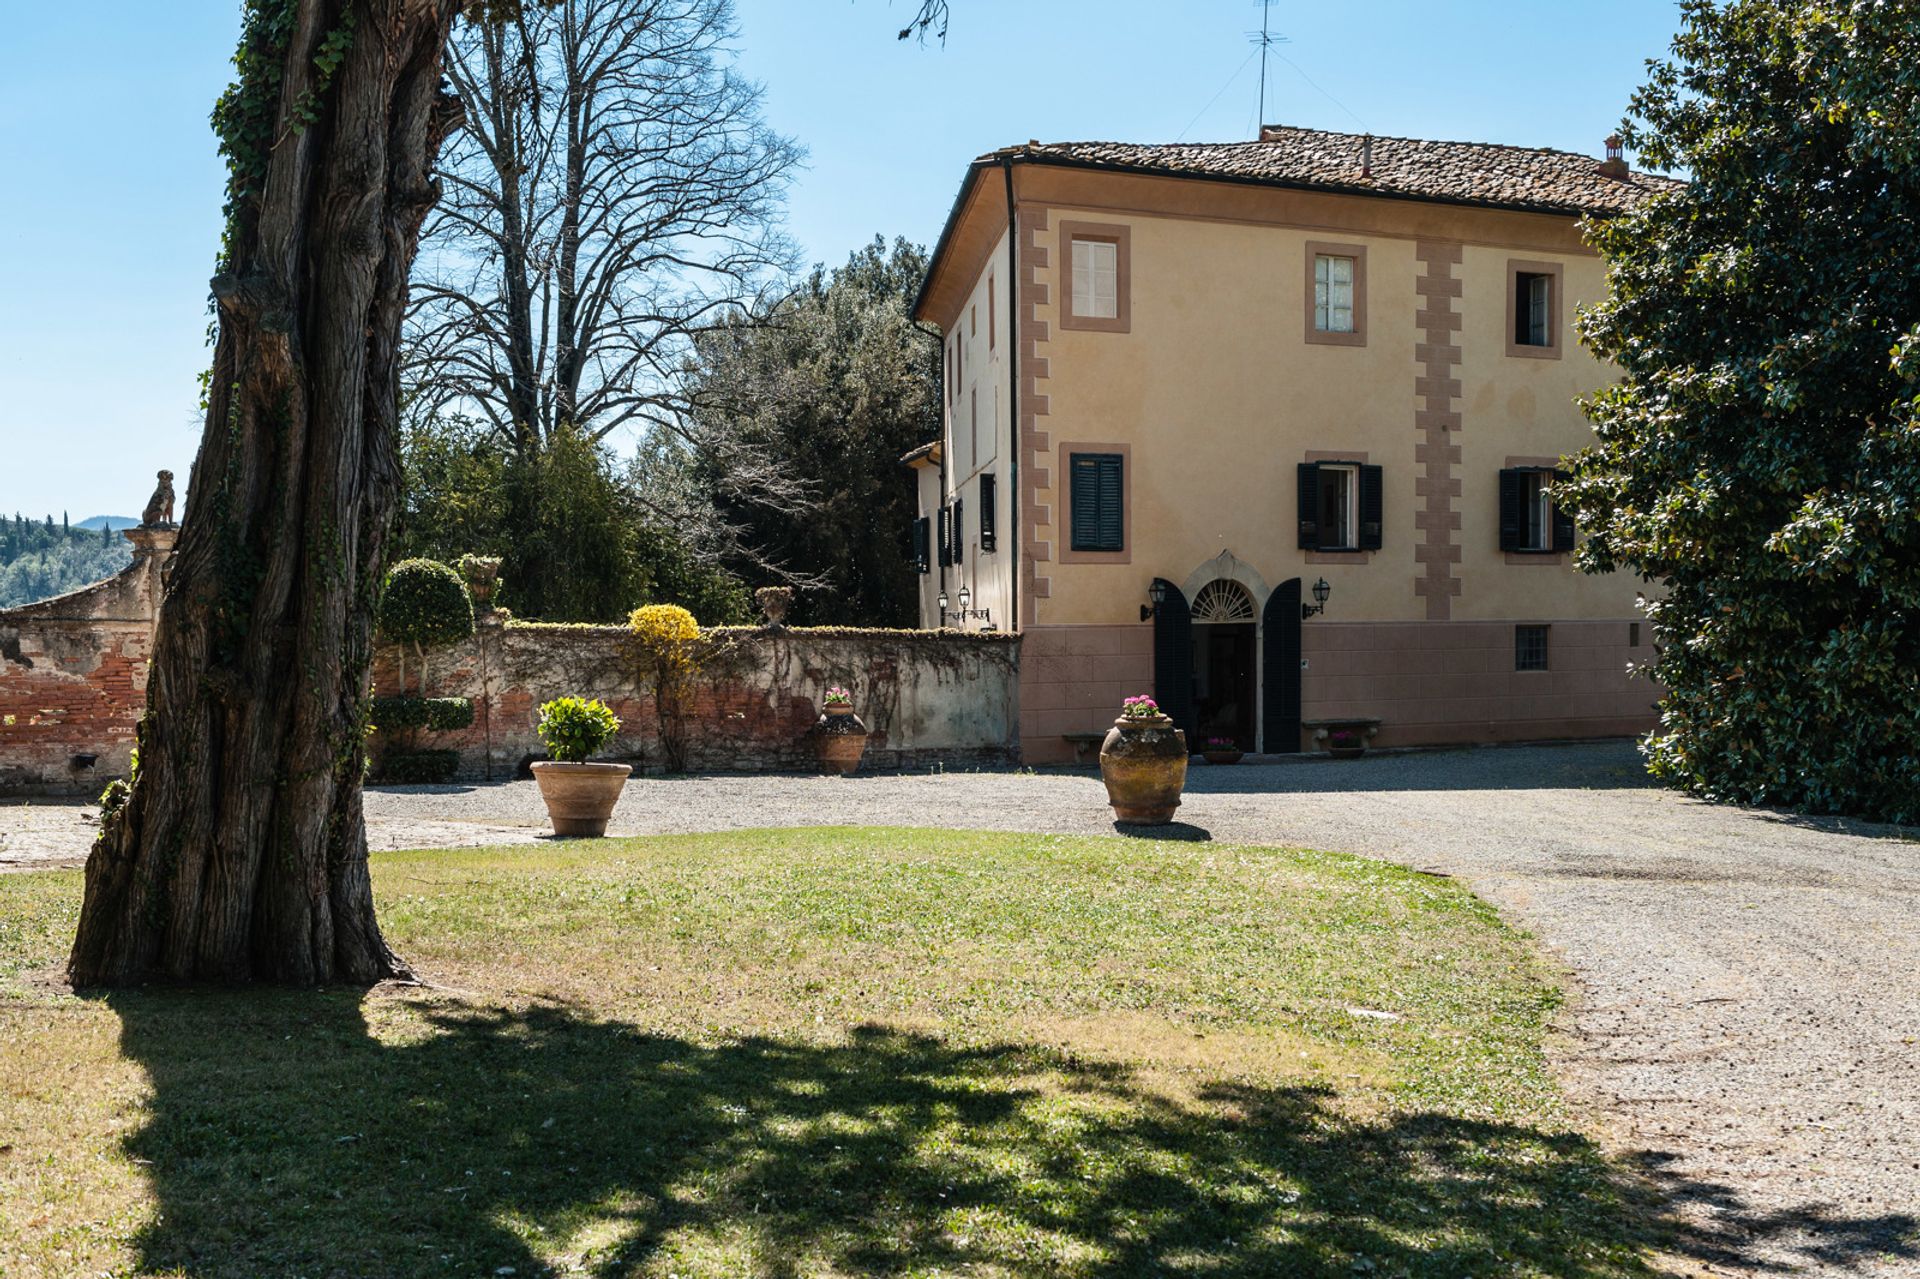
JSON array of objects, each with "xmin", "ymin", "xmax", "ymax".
[{"xmin": 69, "ymin": 0, "xmax": 464, "ymax": 986}]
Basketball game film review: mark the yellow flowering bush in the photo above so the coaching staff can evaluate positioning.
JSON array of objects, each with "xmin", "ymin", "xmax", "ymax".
[{"xmin": 627, "ymin": 604, "xmax": 703, "ymax": 771}]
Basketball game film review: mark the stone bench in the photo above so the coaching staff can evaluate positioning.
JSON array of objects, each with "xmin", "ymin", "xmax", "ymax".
[
  {"xmin": 1061, "ymin": 731, "xmax": 1107, "ymax": 765},
  {"xmin": 1302, "ymin": 717, "xmax": 1382, "ymax": 758}
]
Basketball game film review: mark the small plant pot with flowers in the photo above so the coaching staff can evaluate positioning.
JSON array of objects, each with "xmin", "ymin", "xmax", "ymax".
[
  {"xmin": 1202, "ymin": 736, "xmax": 1244, "ymax": 765},
  {"xmin": 1098, "ymin": 695, "xmax": 1188, "ymax": 825},
  {"xmin": 531, "ymin": 696, "xmax": 629, "ymax": 837},
  {"xmin": 814, "ymin": 686, "xmax": 869, "ymax": 775}
]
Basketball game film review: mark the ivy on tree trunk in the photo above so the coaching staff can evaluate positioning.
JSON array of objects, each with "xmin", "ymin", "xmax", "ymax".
[{"xmin": 70, "ymin": 0, "xmax": 465, "ymax": 985}]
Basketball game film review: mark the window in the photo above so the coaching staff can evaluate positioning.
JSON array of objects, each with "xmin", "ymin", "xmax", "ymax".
[
  {"xmin": 970, "ymin": 304, "xmax": 977, "ymax": 336},
  {"xmin": 1069, "ymin": 452, "xmax": 1124, "ymax": 552},
  {"xmin": 969, "ymin": 389, "xmax": 978, "ymax": 469},
  {"xmin": 988, "ymin": 275, "xmax": 996, "ymax": 348},
  {"xmin": 1515, "ymin": 625, "xmax": 1550, "ymax": 672},
  {"xmin": 1506, "ymin": 259, "xmax": 1562, "ymax": 358},
  {"xmin": 1498, "ymin": 467, "xmax": 1574, "ymax": 553},
  {"xmin": 1521, "ymin": 470, "xmax": 1551, "ymax": 551},
  {"xmin": 1516, "ymin": 273, "xmax": 1551, "ymax": 346},
  {"xmin": 1072, "ymin": 239, "xmax": 1117, "ymax": 319},
  {"xmin": 1304, "ymin": 241, "xmax": 1366, "ymax": 346},
  {"xmin": 1059, "ymin": 222, "xmax": 1131, "ymax": 332},
  {"xmin": 979, "ymin": 472, "xmax": 997, "ymax": 553},
  {"xmin": 1318, "ymin": 465, "xmax": 1356, "ymax": 550},
  {"xmin": 951, "ymin": 497, "xmax": 964, "ymax": 565},
  {"xmin": 1298, "ymin": 461, "xmax": 1383, "ymax": 551},
  {"xmin": 915, "ymin": 516, "xmax": 932, "ymax": 574},
  {"xmin": 1314, "ymin": 254, "xmax": 1355, "ymax": 332}
]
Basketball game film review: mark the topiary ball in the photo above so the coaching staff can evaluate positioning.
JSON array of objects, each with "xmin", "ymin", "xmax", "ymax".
[{"xmin": 378, "ymin": 558, "xmax": 475, "ymax": 650}]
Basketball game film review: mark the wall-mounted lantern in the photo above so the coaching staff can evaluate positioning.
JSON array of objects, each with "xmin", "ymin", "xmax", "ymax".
[
  {"xmin": 1302, "ymin": 577, "xmax": 1332, "ymax": 620},
  {"xmin": 1139, "ymin": 578, "xmax": 1169, "ymax": 622}
]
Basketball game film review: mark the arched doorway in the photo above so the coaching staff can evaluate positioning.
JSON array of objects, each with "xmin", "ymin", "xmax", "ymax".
[{"xmin": 1190, "ymin": 579, "xmax": 1257, "ymax": 751}]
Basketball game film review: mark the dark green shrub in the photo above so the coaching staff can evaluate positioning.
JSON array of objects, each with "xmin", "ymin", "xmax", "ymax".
[
  {"xmin": 537, "ymin": 696, "xmax": 620, "ymax": 764},
  {"xmin": 378, "ymin": 558, "xmax": 474, "ymax": 650},
  {"xmin": 370, "ymin": 696, "xmax": 475, "ymax": 733},
  {"xmin": 372, "ymin": 749, "xmax": 461, "ymax": 785}
]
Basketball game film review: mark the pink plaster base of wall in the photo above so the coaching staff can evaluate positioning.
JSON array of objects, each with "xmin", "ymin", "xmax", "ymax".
[
  {"xmin": 1018, "ymin": 625, "xmax": 1155, "ymax": 764},
  {"xmin": 1301, "ymin": 619, "xmax": 1657, "ymax": 750}
]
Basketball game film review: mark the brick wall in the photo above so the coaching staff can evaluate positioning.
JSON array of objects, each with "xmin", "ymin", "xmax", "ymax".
[
  {"xmin": 0, "ymin": 530, "xmax": 174, "ymax": 794},
  {"xmin": 373, "ymin": 619, "xmax": 1022, "ymax": 778}
]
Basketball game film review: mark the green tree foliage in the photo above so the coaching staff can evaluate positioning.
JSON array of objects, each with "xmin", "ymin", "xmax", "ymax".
[
  {"xmin": 674, "ymin": 237, "xmax": 940, "ymax": 626},
  {"xmin": 0, "ymin": 517, "xmax": 133, "ymax": 608},
  {"xmin": 1561, "ymin": 0, "xmax": 1920, "ymax": 821},
  {"xmin": 395, "ymin": 416, "xmax": 750, "ymax": 625}
]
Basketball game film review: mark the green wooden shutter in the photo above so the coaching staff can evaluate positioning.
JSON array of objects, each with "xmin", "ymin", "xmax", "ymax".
[
  {"xmin": 1071, "ymin": 453, "xmax": 1124, "ymax": 552},
  {"xmin": 952, "ymin": 497, "xmax": 964, "ymax": 565},
  {"xmin": 1358, "ymin": 464, "xmax": 1384, "ymax": 550},
  {"xmin": 913, "ymin": 516, "xmax": 930, "ymax": 573},
  {"xmin": 979, "ymin": 473, "xmax": 997, "ymax": 552},
  {"xmin": 1497, "ymin": 469, "xmax": 1524, "ymax": 551},
  {"xmin": 1297, "ymin": 463, "xmax": 1321, "ymax": 549},
  {"xmin": 1550, "ymin": 469, "xmax": 1576, "ymax": 552}
]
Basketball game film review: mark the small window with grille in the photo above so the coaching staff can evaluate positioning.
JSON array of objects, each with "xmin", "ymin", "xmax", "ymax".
[{"xmin": 1515, "ymin": 624, "xmax": 1550, "ymax": 672}]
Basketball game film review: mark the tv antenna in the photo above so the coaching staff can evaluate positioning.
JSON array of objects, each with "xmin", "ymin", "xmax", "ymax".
[{"xmin": 1248, "ymin": 0, "xmax": 1290, "ymax": 136}]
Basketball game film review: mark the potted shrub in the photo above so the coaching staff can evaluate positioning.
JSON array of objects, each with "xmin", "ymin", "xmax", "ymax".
[
  {"xmin": 1098, "ymin": 694, "xmax": 1188, "ymax": 825},
  {"xmin": 1327, "ymin": 725, "xmax": 1368, "ymax": 760},
  {"xmin": 530, "ymin": 696, "xmax": 629, "ymax": 837},
  {"xmin": 1202, "ymin": 735, "xmax": 1243, "ymax": 765},
  {"xmin": 814, "ymin": 685, "xmax": 869, "ymax": 774}
]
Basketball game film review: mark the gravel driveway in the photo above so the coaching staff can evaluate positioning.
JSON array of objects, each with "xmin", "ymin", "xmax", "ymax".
[{"xmin": 6, "ymin": 740, "xmax": 1916, "ymax": 1276}]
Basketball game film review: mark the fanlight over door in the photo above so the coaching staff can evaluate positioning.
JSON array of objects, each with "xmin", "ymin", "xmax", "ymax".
[{"xmin": 1190, "ymin": 579, "xmax": 1255, "ymax": 624}]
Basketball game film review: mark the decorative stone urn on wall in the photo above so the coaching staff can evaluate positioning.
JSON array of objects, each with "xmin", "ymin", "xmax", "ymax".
[
  {"xmin": 1099, "ymin": 695, "xmax": 1188, "ymax": 825},
  {"xmin": 814, "ymin": 685, "xmax": 868, "ymax": 774}
]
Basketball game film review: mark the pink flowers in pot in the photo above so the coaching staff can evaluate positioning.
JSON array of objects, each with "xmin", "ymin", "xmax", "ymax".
[
  {"xmin": 1120, "ymin": 694, "xmax": 1163, "ymax": 720},
  {"xmin": 823, "ymin": 685, "xmax": 853, "ymax": 707}
]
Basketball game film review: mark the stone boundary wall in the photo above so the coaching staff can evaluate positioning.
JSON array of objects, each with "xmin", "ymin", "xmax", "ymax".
[
  {"xmin": 372, "ymin": 619, "xmax": 1022, "ymax": 778},
  {"xmin": 0, "ymin": 530, "xmax": 175, "ymax": 794}
]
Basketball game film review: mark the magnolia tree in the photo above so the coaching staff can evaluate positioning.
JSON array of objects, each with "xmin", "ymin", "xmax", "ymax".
[{"xmin": 1561, "ymin": 0, "xmax": 1920, "ymax": 822}]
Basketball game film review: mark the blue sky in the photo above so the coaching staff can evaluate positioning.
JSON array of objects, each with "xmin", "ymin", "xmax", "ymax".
[{"xmin": 0, "ymin": 0, "xmax": 1685, "ymax": 520}]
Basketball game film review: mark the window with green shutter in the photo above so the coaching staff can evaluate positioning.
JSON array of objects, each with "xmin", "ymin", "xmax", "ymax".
[{"xmin": 1069, "ymin": 452, "xmax": 1124, "ymax": 552}]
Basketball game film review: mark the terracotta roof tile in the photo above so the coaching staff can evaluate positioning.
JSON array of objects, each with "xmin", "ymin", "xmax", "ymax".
[{"xmin": 992, "ymin": 125, "xmax": 1681, "ymax": 216}]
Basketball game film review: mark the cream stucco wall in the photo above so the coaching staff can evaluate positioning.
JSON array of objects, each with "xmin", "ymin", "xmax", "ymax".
[
  {"xmin": 922, "ymin": 226, "xmax": 1015, "ymax": 633},
  {"xmin": 1021, "ymin": 194, "xmax": 1639, "ymax": 630}
]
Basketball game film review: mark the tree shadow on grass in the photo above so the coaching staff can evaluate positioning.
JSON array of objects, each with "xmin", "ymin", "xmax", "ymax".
[{"xmin": 97, "ymin": 989, "xmax": 1913, "ymax": 1278}]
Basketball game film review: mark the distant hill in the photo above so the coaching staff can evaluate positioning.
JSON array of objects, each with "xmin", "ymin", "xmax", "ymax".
[
  {"xmin": 74, "ymin": 515, "xmax": 141, "ymax": 532},
  {"xmin": 0, "ymin": 518, "xmax": 134, "ymax": 609}
]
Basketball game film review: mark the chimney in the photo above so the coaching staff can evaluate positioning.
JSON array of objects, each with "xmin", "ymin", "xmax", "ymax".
[
  {"xmin": 1360, "ymin": 133, "xmax": 1373, "ymax": 179},
  {"xmin": 1597, "ymin": 133, "xmax": 1629, "ymax": 180}
]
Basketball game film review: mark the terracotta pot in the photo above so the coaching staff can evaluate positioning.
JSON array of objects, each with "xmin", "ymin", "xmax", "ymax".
[
  {"xmin": 530, "ymin": 760, "xmax": 631, "ymax": 837},
  {"xmin": 1203, "ymin": 749, "xmax": 1244, "ymax": 765},
  {"xmin": 1099, "ymin": 714, "xmax": 1188, "ymax": 824},
  {"xmin": 816, "ymin": 705, "xmax": 869, "ymax": 775}
]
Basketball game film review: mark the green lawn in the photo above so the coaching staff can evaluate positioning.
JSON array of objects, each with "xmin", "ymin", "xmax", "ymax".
[{"xmin": 0, "ymin": 827, "xmax": 1667, "ymax": 1277}]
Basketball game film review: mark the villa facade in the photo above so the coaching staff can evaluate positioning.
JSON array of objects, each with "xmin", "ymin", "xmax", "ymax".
[{"xmin": 908, "ymin": 125, "xmax": 1679, "ymax": 764}]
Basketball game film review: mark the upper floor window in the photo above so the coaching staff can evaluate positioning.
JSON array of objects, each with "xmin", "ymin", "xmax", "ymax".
[
  {"xmin": 1304, "ymin": 241, "xmax": 1367, "ymax": 346},
  {"xmin": 1315, "ymin": 255, "xmax": 1354, "ymax": 331},
  {"xmin": 1297, "ymin": 460, "xmax": 1383, "ymax": 551},
  {"xmin": 1072, "ymin": 239, "xmax": 1118, "ymax": 318},
  {"xmin": 1498, "ymin": 467, "xmax": 1575, "ymax": 553},
  {"xmin": 1506, "ymin": 259, "xmax": 1563, "ymax": 359},
  {"xmin": 1069, "ymin": 451, "xmax": 1124, "ymax": 552},
  {"xmin": 1059, "ymin": 221, "xmax": 1131, "ymax": 332}
]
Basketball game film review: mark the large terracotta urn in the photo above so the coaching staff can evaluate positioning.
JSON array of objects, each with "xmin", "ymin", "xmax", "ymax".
[
  {"xmin": 530, "ymin": 761, "xmax": 631, "ymax": 837},
  {"xmin": 1099, "ymin": 713, "xmax": 1188, "ymax": 824},
  {"xmin": 815, "ymin": 704, "xmax": 869, "ymax": 774}
]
